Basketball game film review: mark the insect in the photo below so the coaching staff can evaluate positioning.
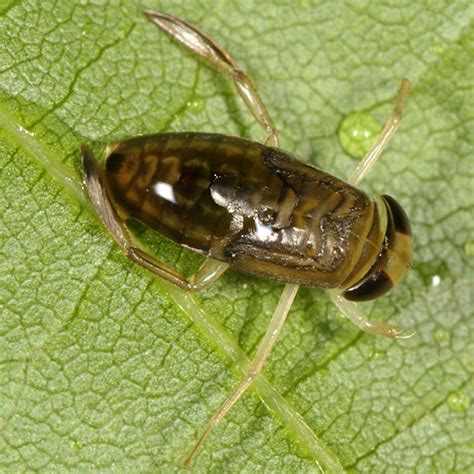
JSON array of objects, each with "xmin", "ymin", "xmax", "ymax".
[{"xmin": 82, "ymin": 10, "xmax": 413, "ymax": 466}]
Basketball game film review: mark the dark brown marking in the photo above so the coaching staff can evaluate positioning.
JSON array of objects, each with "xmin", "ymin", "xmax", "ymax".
[
  {"xmin": 383, "ymin": 194, "xmax": 412, "ymax": 236},
  {"xmin": 105, "ymin": 152, "xmax": 124, "ymax": 174},
  {"xmin": 81, "ymin": 145, "xmax": 96, "ymax": 179},
  {"xmin": 343, "ymin": 269, "xmax": 393, "ymax": 301}
]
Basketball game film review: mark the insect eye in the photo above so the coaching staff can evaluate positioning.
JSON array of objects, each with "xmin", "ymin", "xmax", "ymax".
[
  {"xmin": 343, "ymin": 195, "xmax": 412, "ymax": 302},
  {"xmin": 105, "ymin": 152, "xmax": 125, "ymax": 174},
  {"xmin": 342, "ymin": 269, "xmax": 393, "ymax": 301},
  {"xmin": 382, "ymin": 194, "xmax": 412, "ymax": 236}
]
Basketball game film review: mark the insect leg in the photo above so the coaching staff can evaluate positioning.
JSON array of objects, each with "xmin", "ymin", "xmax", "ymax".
[
  {"xmin": 330, "ymin": 81, "xmax": 413, "ymax": 338},
  {"xmin": 184, "ymin": 283, "xmax": 299, "ymax": 466},
  {"xmin": 145, "ymin": 11, "xmax": 302, "ymax": 463},
  {"xmin": 327, "ymin": 290, "xmax": 414, "ymax": 339},
  {"xmin": 82, "ymin": 146, "xmax": 228, "ymax": 291},
  {"xmin": 144, "ymin": 10, "xmax": 279, "ymax": 147},
  {"xmin": 347, "ymin": 79, "xmax": 411, "ymax": 186}
]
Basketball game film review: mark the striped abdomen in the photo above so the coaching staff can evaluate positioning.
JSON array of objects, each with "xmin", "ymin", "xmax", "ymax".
[{"xmin": 104, "ymin": 132, "xmax": 385, "ymax": 289}]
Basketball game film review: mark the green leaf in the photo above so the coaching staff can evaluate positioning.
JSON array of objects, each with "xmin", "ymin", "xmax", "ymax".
[{"xmin": 1, "ymin": 1, "xmax": 473, "ymax": 472}]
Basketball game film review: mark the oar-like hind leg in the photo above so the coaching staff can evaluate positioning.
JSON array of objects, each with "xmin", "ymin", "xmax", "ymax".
[
  {"xmin": 144, "ymin": 10, "xmax": 279, "ymax": 146},
  {"xmin": 184, "ymin": 283, "xmax": 299, "ymax": 466}
]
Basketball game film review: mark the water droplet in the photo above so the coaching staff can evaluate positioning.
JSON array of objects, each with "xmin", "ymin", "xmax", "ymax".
[
  {"xmin": 370, "ymin": 350, "xmax": 385, "ymax": 361},
  {"xmin": 338, "ymin": 112, "xmax": 380, "ymax": 159},
  {"xmin": 70, "ymin": 439, "xmax": 83, "ymax": 450},
  {"xmin": 18, "ymin": 124, "xmax": 35, "ymax": 137},
  {"xmin": 431, "ymin": 42, "xmax": 445, "ymax": 56},
  {"xmin": 447, "ymin": 391, "xmax": 470, "ymax": 413},
  {"xmin": 411, "ymin": 261, "xmax": 448, "ymax": 288},
  {"xmin": 433, "ymin": 327, "xmax": 447, "ymax": 343},
  {"xmin": 187, "ymin": 98, "xmax": 205, "ymax": 114},
  {"xmin": 464, "ymin": 240, "xmax": 474, "ymax": 257},
  {"xmin": 317, "ymin": 368, "xmax": 329, "ymax": 379}
]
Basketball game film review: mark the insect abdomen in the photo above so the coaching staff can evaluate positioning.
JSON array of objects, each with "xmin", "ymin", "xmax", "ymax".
[
  {"xmin": 104, "ymin": 133, "xmax": 270, "ymax": 254},
  {"xmin": 104, "ymin": 132, "xmax": 382, "ymax": 289}
]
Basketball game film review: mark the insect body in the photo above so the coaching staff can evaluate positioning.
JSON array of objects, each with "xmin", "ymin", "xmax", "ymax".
[
  {"xmin": 105, "ymin": 132, "xmax": 411, "ymax": 300},
  {"xmin": 82, "ymin": 10, "xmax": 413, "ymax": 467}
]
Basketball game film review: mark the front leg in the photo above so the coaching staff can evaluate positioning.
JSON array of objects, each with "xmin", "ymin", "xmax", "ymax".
[{"xmin": 347, "ymin": 79, "xmax": 411, "ymax": 186}]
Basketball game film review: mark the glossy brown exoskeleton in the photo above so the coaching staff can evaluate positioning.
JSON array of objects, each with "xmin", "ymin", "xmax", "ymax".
[
  {"xmin": 102, "ymin": 132, "xmax": 411, "ymax": 300},
  {"xmin": 82, "ymin": 10, "xmax": 413, "ymax": 466}
]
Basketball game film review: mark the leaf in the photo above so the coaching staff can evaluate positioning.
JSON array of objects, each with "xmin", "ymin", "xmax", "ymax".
[{"xmin": 1, "ymin": 1, "xmax": 473, "ymax": 472}]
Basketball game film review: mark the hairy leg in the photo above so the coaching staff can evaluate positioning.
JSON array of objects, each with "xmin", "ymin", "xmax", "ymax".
[
  {"xmin": 144, "ymin": 10, "xmax": 279, "ymax": 146},
  {"xmin": 184, "ymin": 283, "xmax": 299, "ymax": 466}
]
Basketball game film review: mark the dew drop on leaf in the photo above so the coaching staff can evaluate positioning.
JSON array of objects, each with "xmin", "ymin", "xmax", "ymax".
[
  {"xmin": 413, "ymin": 261, "xmax": 449, "ymax": 288},
  {"xmin": 370, "ymin": 350, "xmax": 386, "ymax": 361},
  {"xmin": 338, "ymin": 112, "xmax": 381, "ymax": 159},
  {"xmin": 447, "ymin": 391, "xmax": 470, "ymax": 413},
  {"xmin": 433, "ymin": 327, "xmax": 447, "ymax": 343},
  {"xmin": 187, "ymin": 98, "xmax": 205, "ymax": 114},
  {"xmin": 431, "ymin": 274, "xmax": 441, "ymax": 287},
  {"xmin": 464, "ymin": 240, "xmax": 474, "ymax": 257}
]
